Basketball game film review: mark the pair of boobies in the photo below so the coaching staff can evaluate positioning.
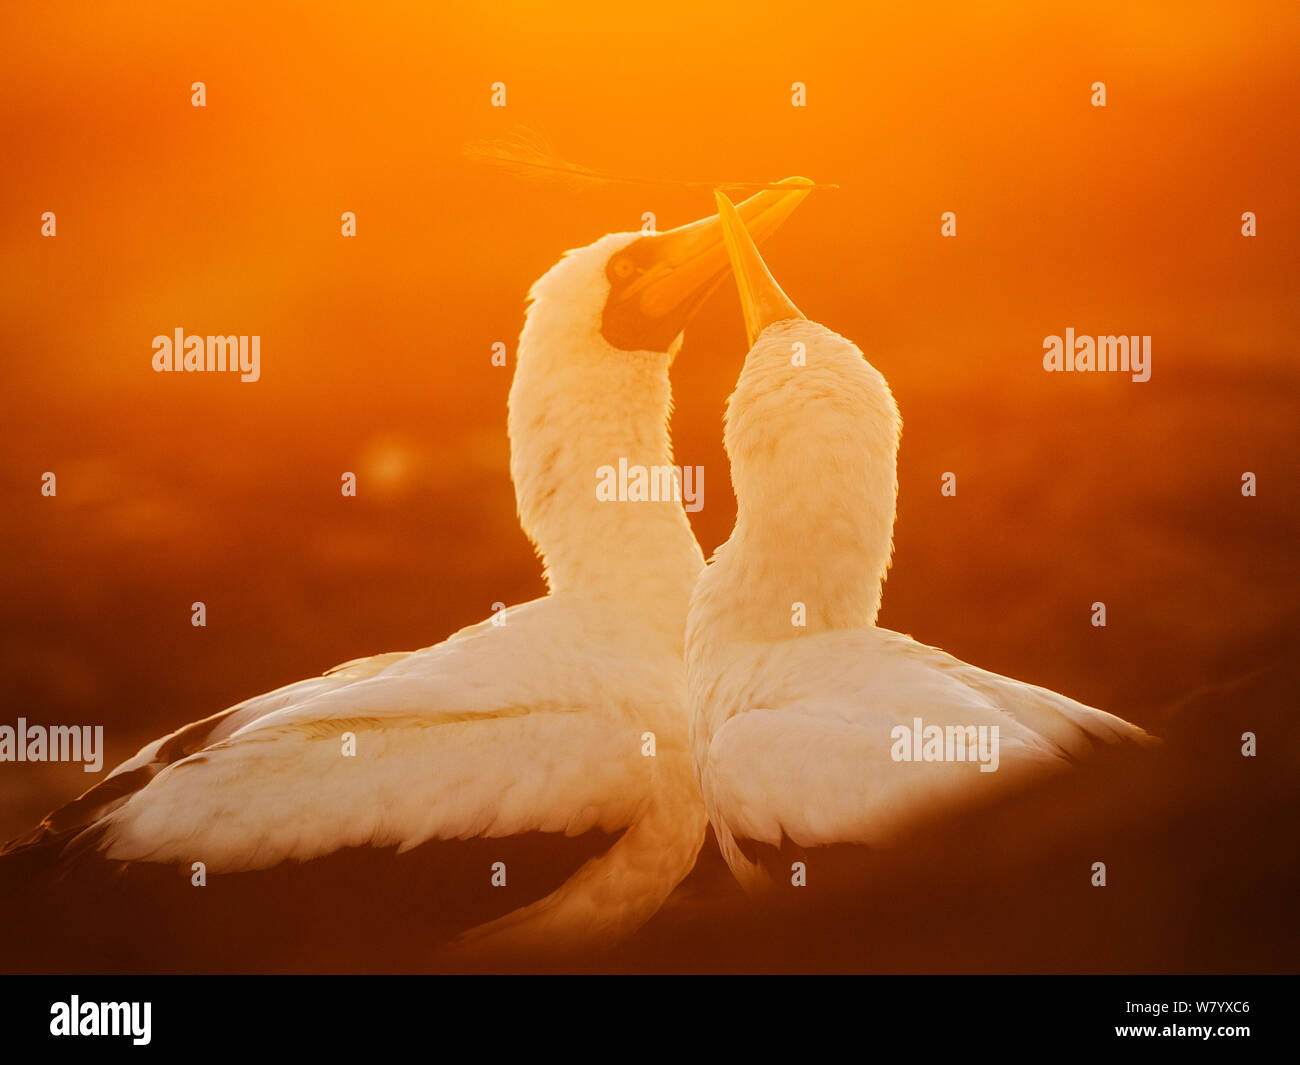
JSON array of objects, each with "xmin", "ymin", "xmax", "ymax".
[
  {"xmin": 0, "ymin": 181, "xmax": 811, "ymax": 968},
  {"xmin": 1, "ymin": 180, "xmax": 1153, "ymax": 967}
]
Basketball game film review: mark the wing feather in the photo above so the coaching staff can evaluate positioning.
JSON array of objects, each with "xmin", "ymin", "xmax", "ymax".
[
  {"xmin": 9, "ymin": 600, "xmax": 652, "ymax": 880},
  {"xmin": 701, "ymin": 628, "xmax": 1156, "ymax": 856}
]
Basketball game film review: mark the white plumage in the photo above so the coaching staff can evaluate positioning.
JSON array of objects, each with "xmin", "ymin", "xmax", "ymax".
[
  {"xmin": 6, "ymin": 182, "xmax": 813, "ymax": 954},
  {"xmin": 688, "ymin": 194, "xmax": 1157, "ymax": 891}
]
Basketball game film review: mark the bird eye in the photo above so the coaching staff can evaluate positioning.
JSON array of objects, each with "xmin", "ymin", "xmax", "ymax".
[{"xmin": 610, "ymin": 257, "xmax": 636, "ymax": 280}]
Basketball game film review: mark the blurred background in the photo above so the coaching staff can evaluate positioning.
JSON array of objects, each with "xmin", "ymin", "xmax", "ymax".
[{"xmin": 1, "ymin": 1, "xmax": 1297, "ymax": 970}]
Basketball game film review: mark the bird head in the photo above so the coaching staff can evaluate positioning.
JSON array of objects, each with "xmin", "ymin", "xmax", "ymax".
[{"xmin": 520, "ymin": 178, "xmax": 815, "ymax": 373}]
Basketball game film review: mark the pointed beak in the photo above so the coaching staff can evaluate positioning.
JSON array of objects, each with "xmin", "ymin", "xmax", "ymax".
[
  {"xmin": 713, "ymin": 189, "xmax": 806, "ymax": 346},
  {"xmin": 601, "ymin": 177, "xmax": 814, "ymax": 351}
]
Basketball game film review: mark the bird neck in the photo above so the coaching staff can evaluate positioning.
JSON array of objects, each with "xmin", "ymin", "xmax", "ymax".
[
  {"xmin": 691, "ymin": 494, "xmax": 892, "ymax": 654},
  {"xmin": 689, "ymin": 323, "xmax": 900, "ymax": 651},
  {"xmin": 508, "ymin": 344, "xmax": 703, "ymax": 610}
]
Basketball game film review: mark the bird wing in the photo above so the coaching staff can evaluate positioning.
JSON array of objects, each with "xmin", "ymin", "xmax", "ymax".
[
  {"xmin": 700, "ymin": 628, "xmax": 1155, "ymax": 854},
  {"xmin": 13, "ymin": 599, "xmax": 651, "ymax": 875},
  {"xmin": 873, "ymin": 627, "xmax": 1159, "ymax": 752},
  {"xmin": 1, "ymin": 650, "xmax": 413, "ymax": 861}
]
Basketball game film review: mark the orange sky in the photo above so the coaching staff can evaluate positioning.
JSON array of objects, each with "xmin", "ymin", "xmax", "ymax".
[{"xmin": 1, "ymin": 1, "xmax": 1297, "ymax": 835}]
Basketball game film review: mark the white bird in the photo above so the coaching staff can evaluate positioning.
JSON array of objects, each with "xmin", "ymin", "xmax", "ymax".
[
  {"xmin": 1, "ymin": 180, "xmax": 812, "ymax": 963},
  {"xmin": 687, "ymin": 192, "xmax": 1158, "ymax": 892}
]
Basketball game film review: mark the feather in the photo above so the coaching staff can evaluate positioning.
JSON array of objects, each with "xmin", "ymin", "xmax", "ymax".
[{"xmin": 464, "ymin": 126, "xmax": 839, "ymax": 191}]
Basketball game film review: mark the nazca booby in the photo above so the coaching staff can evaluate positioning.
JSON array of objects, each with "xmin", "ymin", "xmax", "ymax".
[
  {"xmin": 687, "ymin": 192, "xmax": 1157, "ymax": 892},
  {"xmin": 0, "ymin": 180, "xmax": 813, "ymax": 962}
]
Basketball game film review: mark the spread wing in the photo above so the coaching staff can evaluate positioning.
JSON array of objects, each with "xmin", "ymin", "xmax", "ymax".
[
  {"xmin": 700, "ymin": 629, "xmax": 1157, "ymax": 868},
  {"xmin": 6, "ymin": 600, "xmax": 650, "ymax": 877}
]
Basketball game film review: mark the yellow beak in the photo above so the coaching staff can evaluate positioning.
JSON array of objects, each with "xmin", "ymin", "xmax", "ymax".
[
  {"xmin": 602, "ymin": 177, "xmax": 813, "ymax": 351},
  {"xmin": 714, "ymin": 189, "xmax": 806, "ymax": 346}
]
